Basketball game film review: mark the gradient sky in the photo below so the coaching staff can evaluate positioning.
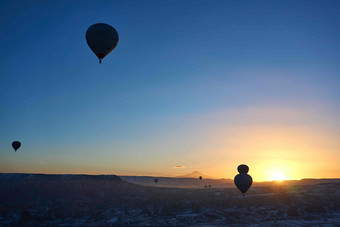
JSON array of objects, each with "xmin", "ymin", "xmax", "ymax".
[{"xmin": 1, "ymin": 0, "xmax": 339, "ymax": 181}]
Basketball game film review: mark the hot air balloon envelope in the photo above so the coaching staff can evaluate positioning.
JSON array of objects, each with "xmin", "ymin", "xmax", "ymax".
[
  {"xmin": 237, "ymin": 164, "xmax": 249, "ymax": 174},
  {"xmin": 86, "ymin": 23, "xmax": 119, "ymax": 63},
  {"xmin": 234, "ymin": 173, "xmax": 252, "ymax": 194},
  {"xmin": 12, "ymin": 141, "xmax": 21, "ymax": 151}
]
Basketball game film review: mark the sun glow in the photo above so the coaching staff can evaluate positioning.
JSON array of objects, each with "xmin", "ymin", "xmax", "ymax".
[{"xmin": 270, "ymin": 170, "xmax": 286, "ymax": 182}]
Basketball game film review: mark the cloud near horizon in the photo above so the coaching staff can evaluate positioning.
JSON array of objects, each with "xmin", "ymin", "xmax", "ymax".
[{"xmin": 173, "ymin": 165, "xmax": 185, "ymax": 169}]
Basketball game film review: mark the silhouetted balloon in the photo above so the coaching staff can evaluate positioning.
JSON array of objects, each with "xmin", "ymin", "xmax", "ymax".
[
  {"xmin": 199, "ymin": 176, "xmax": 202, "ymax": 180},
  {"xmin": 12, "ymin": 141, "xmax": 21, "ymax": 151},
  {"xmin": 237, "ymin": 164, "xmax": 249, "ymax": 174},
  {"xmin": 86, "ymin": 23, "xmax": 119, "ymax": 63},
  {"xmin": 234, "ymin": 164, "xmax": 252, "ymax": 195},
  {"xmin": 208, "ymin": 185, "xmax": 211, "ymax": 188},
  {"xmin": 234, "ymin": 173, "xmax": 252, "ymax": 195},
  {"xmin": 204, "ymin": 185, "xmax": 207, "ymax": 188},
  {"xmin": 154, "ymin": 178, "xmax": 158, "ymax": 183}
]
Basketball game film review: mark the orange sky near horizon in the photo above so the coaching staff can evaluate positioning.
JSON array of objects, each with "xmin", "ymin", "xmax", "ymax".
[{"xmin": 2, "ymin": 103, "xmax": 339, "ymax": 181}]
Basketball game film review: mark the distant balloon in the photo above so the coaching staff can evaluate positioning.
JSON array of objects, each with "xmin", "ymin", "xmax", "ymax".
[
  {"xmin": 154, "ymin": 178, "xmax": 158, "ymax": 183},
  {"xmin": 237, "ymin": 164, "xmax": 249, "ymax": 174},
  {"xmin": 204, "ymin": 185, "xmax": 207, "ymax": 188},
  {"xmin": 86, "ymin": 23, "xmax": 119, "ymax": 63},
  {"xmin": 12, "ymin": 141, "xmax": 21, "ymax": 152},
  {"xmin": 234, "ymin": 164, "xmax": 252, "ymax": 195},
  {"xmin": 199, "ymin": 176, "xmax": 202, "ymax": 180},
  {"xmin": 208, "ymin": 185, "xmax": 211, "ymax": 188}
]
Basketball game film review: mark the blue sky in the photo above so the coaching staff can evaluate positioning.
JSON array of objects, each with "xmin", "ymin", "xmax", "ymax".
[{"xmin": 1, "ymin": 0, "xmax": 339, "ymax": 180}]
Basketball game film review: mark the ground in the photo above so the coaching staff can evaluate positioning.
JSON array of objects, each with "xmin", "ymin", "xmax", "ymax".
[{"xmin": 0, "ymin": 174, "xmax": 339, "ymax": 226}]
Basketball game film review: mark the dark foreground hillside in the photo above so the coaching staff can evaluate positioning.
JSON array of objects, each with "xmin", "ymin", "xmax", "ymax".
[{"xmin": 0, "ymin": 173, "xmax": 339, "ymax": 226}]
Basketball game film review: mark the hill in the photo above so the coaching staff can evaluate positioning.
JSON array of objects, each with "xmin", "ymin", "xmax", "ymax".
[{"xmin": 176, "ymin": 171, "xmax": 216, "ymax": 179}]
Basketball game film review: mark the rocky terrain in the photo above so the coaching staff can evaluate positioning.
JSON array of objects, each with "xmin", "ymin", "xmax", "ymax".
[{"xmin": 0, "ymin": 173, "xmax": 339, "ymax": 226}]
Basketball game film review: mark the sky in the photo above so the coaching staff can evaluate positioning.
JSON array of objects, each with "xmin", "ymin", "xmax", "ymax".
[{"xmin": 0, "ymin": 0, "xmax": 339, "ymax": 181}]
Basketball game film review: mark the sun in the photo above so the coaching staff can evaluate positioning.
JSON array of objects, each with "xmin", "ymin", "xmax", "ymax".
[{"xmin": 270, "ymin": 171, "xmax": 286, "ymax": 182}]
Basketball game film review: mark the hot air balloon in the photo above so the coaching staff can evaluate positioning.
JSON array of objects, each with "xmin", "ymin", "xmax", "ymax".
[
  {"xmin": 199, "ymin": 176, "xmax": 202, "ymax": 180},
  {"xmin": 86, "ymin": 23, "xmax": 119, "ymax": 63},
  {"xmin": 204, "ymin": 185, "xmax": 207, "ymax": 188},
  {"xmin": 154, "ymin": 178, "xmax": 158, "ymax": 183},
  {"xmin": 234, "ymin": 164, "xmax": 252, "ymax": 196},
  {"xmin": 12, "ymin": 141, "xmax": 21, "ymax": 152},
  {"xmin": 237, "ymin": 164, "xmax": 249, "ymax": 174}
]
